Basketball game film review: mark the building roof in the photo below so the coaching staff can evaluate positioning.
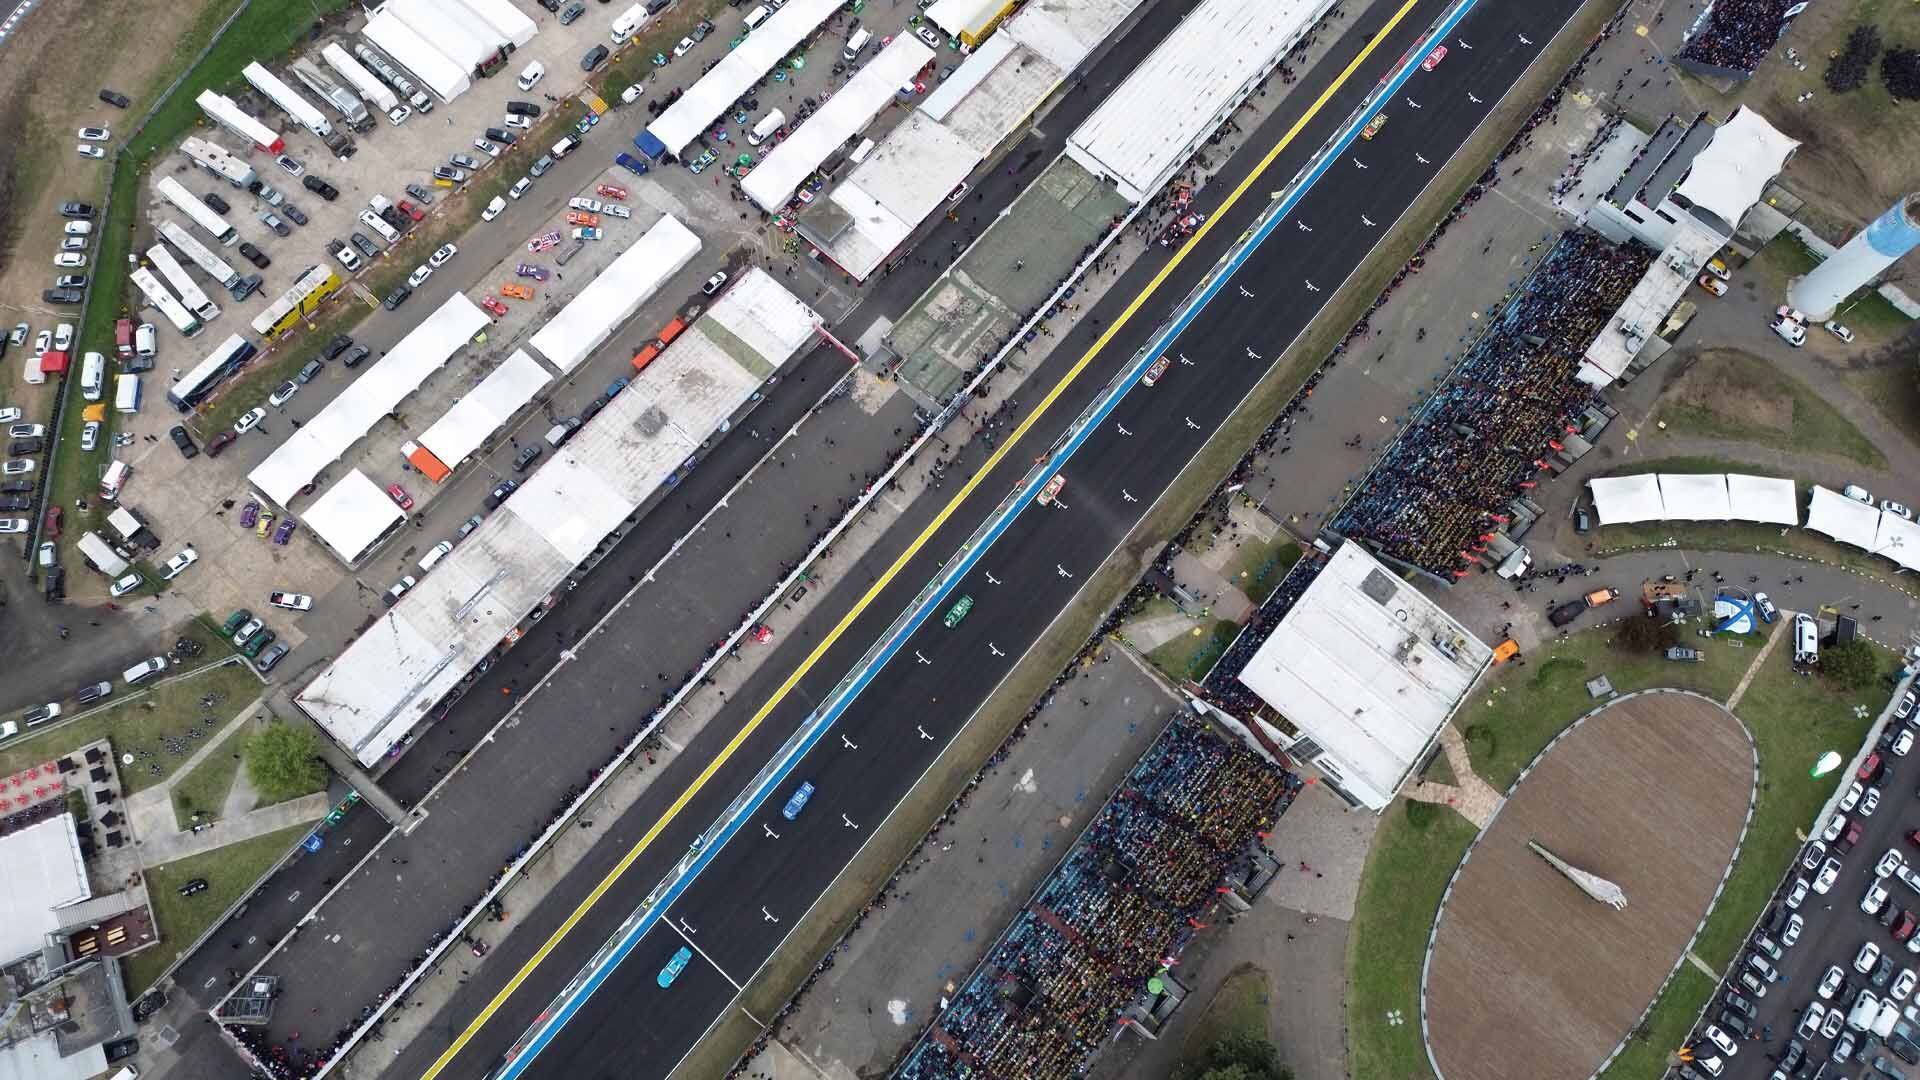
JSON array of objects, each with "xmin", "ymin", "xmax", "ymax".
[
  {"xmin": 1605, "ymin": 114, "xmax": 1687, "ymax": 207},
  {"xmin": 303, "ymin": 469, "xmax": 409, "ymax": 564},
  {"xmin": 644, "ymin": 0, "xmax": 845, "ymax": 157},
  {"xmin": 362, "ymin": 7, "xmax": 472, "ymax": 101},
  {"xmin": 741, "ymin": 35, "xmax": 934, "ymax": 212},
  {"xmin": 417, "ymin": 348, "xmax": 551, "ymax": 470},
  {"xmin": 1236, "ymin": 543, "xmax": 1491, "ymax": 805},
  {"xmin": 249, "ymin": 295, "xmax": 489, "ymax": 506},
  {"xmin": 1644, "ymin": 114, "xmax": 1717, "ymax": 208},
  {"xmin": 1065, "ymin": 0, "xmax": 1329, "ymax": 202},
  {"xmin": 1578, "ymin": 212, "xmax": 1725, "ymax": 384},
  {"xmin": 1000, "ymin": 0, "xmax": 1136, "ymax": 69},
  {"xmin": 299, "ymin": 269, "xmax": 815, "ymax": 766},
  {"xmin": 1588, "ymin": 472, "xmax": 1799, "ymax": 526},
  {"xmin": 0, "ymin": 817, "xmax": 88, "ymax": 964},
  {"xmin": 527, "ymin": 216, "xmax": 701, "ymax": 373},
  {"xmin": 1673, "ymin": 107, "xmax": 1798, "ymax": 229},
  {"xmin": 918, "ymin": 32, "xmax": 1062, "ymax": 154},
  {"xmin": 925, "ymin": 0, "xmax": 1005, "ymax": 40}
]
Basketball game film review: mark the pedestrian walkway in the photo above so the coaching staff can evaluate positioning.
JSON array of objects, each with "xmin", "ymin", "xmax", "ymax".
[
  {"xmin": 1727, "ymin": 611, "xmax": 1791, "ymax": 712},
  {"xmin": 123, "ymin": 696, "xmax": 261, "ymax": 842},
  {"xmin": 135, "ymin": 794, "xmax": 329, "ymax": 865},
  {"xmin": 1403, "ymin": 724, "xmax": 1504, "ymax": 828}
]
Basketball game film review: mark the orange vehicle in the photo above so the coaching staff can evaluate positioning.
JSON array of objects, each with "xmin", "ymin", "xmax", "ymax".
[
  {"xmin": 657, "ymin": 316, "xmax": 688, "ymax": 345},
  {"xmin": 566, "ymin": 211, "xmax": 600, "ymax": 227},
  {"xmin": 500, "ymin": 283, "xmax": 535, "ymax": 300}
]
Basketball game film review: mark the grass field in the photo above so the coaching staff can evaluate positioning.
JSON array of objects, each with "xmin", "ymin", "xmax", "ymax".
[
  {"xmin": 1148, "ymin": 619, "xmax": 1239, "ymax": 682},
  {"xmin": 171, "ymin": 726, "xmax": 247, "ymax": 829},
  {"xmin": 1233, "ymin": 538, "xmax": 1302, "ymax": 606},
  {"xmin": 1656, "ymin": 348, "xmax": 1885, "ymax": 469},
  {"xmin": 1174, "ymin": 965, "xmax": 1273, "ymax": 1079},
  {"xmin": 0, "ymin": 659, "xmax": 258, "ymax": 795},
  {"xmin": 1848, "ymin": 365, "xmax": 1920, "ymax": 452},
  {"xmin": 123, "ymin": 819, "xmax": 317, "ymax": 997}
]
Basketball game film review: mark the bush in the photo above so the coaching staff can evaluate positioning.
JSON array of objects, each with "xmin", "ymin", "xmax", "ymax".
[
  {"xmin": 1820, "ymin": 639, "xmax": 1880, "ymax": 690},
  {"xmin": 1613, "ymin": 616, "xmax": 1679, "ymax": 654},
  {"xmin": 1463, "ymin": 723, "xmax": 1497, "ymax": 764},
  {"xmin": 1404, "ymin": 799, "xmax": 1439, "ymax": 830},
  {"xmin": 1825, "ymin": 24, "xmax": 1881, "ymax": 93},
  {"xmin": 1188, "ymin": 1034, "xmax": 1293, "ymax": 1080},
  {"xmin": 1884, "ymin": 46, "xmax": 1920, "ymax": 101}
]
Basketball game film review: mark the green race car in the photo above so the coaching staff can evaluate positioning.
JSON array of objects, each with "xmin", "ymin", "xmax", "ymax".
[{"xmin": 943, "ymin": 595, "xmax": 973, "ymax": 629}]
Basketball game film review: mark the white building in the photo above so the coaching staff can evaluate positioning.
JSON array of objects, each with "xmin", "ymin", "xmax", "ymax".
[{"xmin": 1235, "ymin": 544, "xmax": 1493, "ymax": 810}]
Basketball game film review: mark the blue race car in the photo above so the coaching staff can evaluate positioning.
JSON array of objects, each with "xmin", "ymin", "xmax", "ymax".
[
  {"xmin": 657, "ymin": 946, "xmax": 692, "ymax": 988},
  {"xmin": 781, "ymin": 781, "xmax": 816, "ymax": 821}
]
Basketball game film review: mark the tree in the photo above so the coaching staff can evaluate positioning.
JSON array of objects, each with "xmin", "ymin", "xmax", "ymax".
[
  {"xmin": 1184, "ymin": 1034, "xmax": 1292, "ymax": 1080},
  {"xmin": 1884, "ymin": 46, "xmax": 1920, "ymax": 101},
  {"xmin": 1820, "ymin": 639, "xmax": 1879, "ymax": 690},
  {"xmin": 246, "ymin": 721, "xmax": 327, "ymax": 801},
  {"xmin": 1825, "ymin": 24, "xmax": 1881, "ymax": 92}
]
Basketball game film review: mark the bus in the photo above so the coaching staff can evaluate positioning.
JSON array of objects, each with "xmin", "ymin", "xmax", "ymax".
[
  {"xmin": 159, "ymin": 221, "xmax": 241, "ymax": 289},
  {"xmin": 145, "ymin": 245, "xmax": 221, "ymax": 321},
  {"xmin": 157, "ymin": 176, "xmax": 238, "ymax": 246},
  {"xmin": 250, "ymin": 265, "xmax": 340, "ymax": 340},
  {"xmin": 168, "ymin": 333, "xmax": 255, "ymax": 412},
  {"xmin": 129, "ymin": 267, "xmax": 202, "ymax": 338}
]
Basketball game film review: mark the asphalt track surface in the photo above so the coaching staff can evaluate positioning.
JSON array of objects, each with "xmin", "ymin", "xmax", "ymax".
[{"xmin": 388, "ymin": 0, "xmax": 1595, "ymax": 1075}]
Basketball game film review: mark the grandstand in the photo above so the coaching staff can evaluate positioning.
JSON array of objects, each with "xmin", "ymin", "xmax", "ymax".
[
  {"xmin": 892, "ymin": 714, "xmax": 1301, "ymax": 1080},
  {"xmin": 1674, "ymin": 0, "xmax": 1806, "ymax": 82}
]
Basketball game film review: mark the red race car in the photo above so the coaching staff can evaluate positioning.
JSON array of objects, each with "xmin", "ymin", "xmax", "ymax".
[
  {"xmin": 397, "ymin": 199, "xmax": 426, "ymax": 222},
  {"xmin": 1421, "ymin": 44, "xmax": 1448, "ymax": 71},
  {"xmin": 480, "ymin": 295, "xmax": 508, "ymax": 318},
  {"xmin": 595, "ymin": 183, "xmax": 629, "ymax": 201}
]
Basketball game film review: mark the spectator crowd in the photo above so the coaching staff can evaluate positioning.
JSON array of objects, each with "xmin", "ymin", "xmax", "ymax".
[
  {"xmin": 892, "ymin": 717, "xmax": 1300, "ymax": 1080},
  {"xmin": 1674, "ymin": 0, "xmax": 1802, "ymax": 77}
]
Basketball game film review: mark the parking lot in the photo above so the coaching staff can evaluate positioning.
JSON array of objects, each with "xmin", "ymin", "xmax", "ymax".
[{"xmin": 1687, "ymin": 685, "xmax": 1920, "ymax": 1079}]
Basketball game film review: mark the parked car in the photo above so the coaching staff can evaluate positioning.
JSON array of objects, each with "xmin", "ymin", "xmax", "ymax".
[
  {"xmin": 169, "ymin": 425, "xmax": 198, "ymax": 458},
  {"xmin": 270, "ymin": 591, "xmax": 314, "ymax": 610},
  {"xmin": 238, "ymin": 242, "xmax": 270, "ymax": 268},
  {"xmin": 303, "ymin": 175, "xmax": 339, "ymax": 200},
  {"xmin": 384, "ymin": 285, "xmax": 413, "ymax": 310}
]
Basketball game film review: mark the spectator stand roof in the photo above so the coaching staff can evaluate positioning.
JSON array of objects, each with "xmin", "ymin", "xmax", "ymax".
[
  {"xmin": 1578, "ymin": 213, "xmax": 1726, "ymax": 385},
  {"xmin": 1589, "ymin": 472, "xmax": 1798, "ymax": 526},
  {"xmin": 527, "ymin": 215, "xmax": 701, "ymax": 373},
  {"xmin": 1673, "ymin": 107, "xmax": 1798, "ymax": 229},
  {"xmin": 362, "ymin": 7, "xmax": 472, "ymax": 101},
  {"xmin": 742, "ymin": 35, "xmax": 934, "ymax": 212},
  {"xmin": 644, "ymin": 0, "xmax": 845, "ymax": 158},
  {"xmin": 417, "ymin": 348, "xmax": 551, "ymax": 470},
  {"xmin": 1235, "ymin": 542, "xmax": 1492, "ymax": 809},
  {"xmin": 0, "ymin": 816, "xmax": 88, "ymax": 963},
  {"xmin": 298, "ymin": 272, "xmax": 819, "ymax": 766},
  {"xmin": 304, "ymin": 468, "xmax": 409, "ymax": 565},
  {"xmin": 1066, "ymin": 0, "xmax": 1334, "ymax": 203},
  {"xmin": 250, "ymin": 295, "xmax": 489, "ymax": 507}
]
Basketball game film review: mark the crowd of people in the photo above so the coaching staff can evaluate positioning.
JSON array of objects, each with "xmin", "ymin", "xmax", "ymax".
[
  {"xmin": 1331, "ymin": 230, "xmax": 1652, "ymax": 578},
  {"xmin": 892, "ymin": 718, "xmax": 1300, "ymax": 1080},
  {"xmin": 1200, "ymin": 553, "xmax": 1329, "ymax": 716},
  {"xmin": 1675, "ymin": 0, "xmax": 1801, "ymax": 76}
]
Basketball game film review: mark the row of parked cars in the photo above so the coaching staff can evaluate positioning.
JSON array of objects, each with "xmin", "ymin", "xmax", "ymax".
[{"xmin": 4, "ymin": 654, "xmax": 175, "ymax": 739}]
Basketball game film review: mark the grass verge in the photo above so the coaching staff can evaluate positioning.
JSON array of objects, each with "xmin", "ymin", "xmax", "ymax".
[
  {"xmin": 1148, "ymin": 619, "xmax": 1238, "ymax": 682},
  {"xmin": 1655, "ymin": 349, "xmax": 1885, "ymax": 469},
  {"xmin": 122, "ymin": 819, "xmax": 318, "ymax": 997},
  {"xmin": 1848, "ymin": 365, "xmax": 1920, "ymax": 454},
  {"xmin": 171, "ymin": 722, "xmax": 248, "ymax": 829},
  {"xmin": 0, "ymin": 658, "xmax": 258, "ymax": 794},
  {"xmin": 1176, "ymin": 964, "xmax": 1272, "ymax": 1074},
  {"xmin": 1233, "ymin": 538, "xmax": 1301, "ymax": 606}
]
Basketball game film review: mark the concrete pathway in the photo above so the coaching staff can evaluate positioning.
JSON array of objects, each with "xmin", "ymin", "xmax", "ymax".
[
  {"xmin": 124, "ymin": 696, "xmax": 262, "ymax": 839},
  {"xmin": 1727, "ymin": 610, "xmax": 1792, "ymax": 712},
  {"xmin": 1401, "ymin": 723, "xmax": 1504, "ymax": 828},
  {"xmin": 136, "ymin": 794, "xmax": 329, "ymax": 865},
  {"xmin": 222, "ymin": 764, "xmax": 260, "ymax": 819}
]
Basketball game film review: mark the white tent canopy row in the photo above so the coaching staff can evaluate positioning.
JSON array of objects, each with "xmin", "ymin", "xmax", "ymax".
[
  {"xmin": 644, "ymin": 0, "xmax": 846, "ymax": 157},
  {"xmin": 304, "ymin": 469, "xmax": 410, "ymax": 564},
  {"xmin": 1806, "ymin": 485, "xmax": 1920, "ymax": 570},
  {"xmin": 249, "ymin": 295, "xmax": 489, "ymax": 507},
  {"xmin": 363, "ymin": 8, "xmax": 472, "ymax": 102},
  {"xmin": 298, "ymin": 269, "xmax": 817, "ymax": 766},
  {"xmin": 417, "ymin": 348, "xmax": 551, "ymax": 469},
  {"xmin": 741, "ymin": 35, "xmax": 935, "ymax": 212},
  {"xmin": 1586, "ymin": 473, "xmax": 1798, "ymax": 526},
  {"xmin": 527, "ymin": 215, "xmax": 701, "ymax": 373}
]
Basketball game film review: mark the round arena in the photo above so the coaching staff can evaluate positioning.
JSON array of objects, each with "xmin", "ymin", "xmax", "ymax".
[{"xmin": 1421, "ymin": 690, "xmax": 1756, "ymax": 1080}]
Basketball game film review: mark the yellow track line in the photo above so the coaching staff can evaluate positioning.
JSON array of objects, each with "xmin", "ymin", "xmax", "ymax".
[{"xmin": 421, "ymin": 3, "xmax": 1421, "ymax": 1073}]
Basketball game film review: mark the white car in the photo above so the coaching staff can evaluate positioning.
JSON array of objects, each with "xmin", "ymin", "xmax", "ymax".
[
  {"xmin": 504, "ymin": 114, "xmax": 532, "ymax": 130},
  {"xmin": 1864, "ymin": 879, "xmax": 1891, "ymax": 915},
  {"xmin": 37, "ymin": 542, "xmax": 55, "ymax": 567},
  {"xmin": 0, "ymin": 519, "xmax": 26, "ymax": 535},
  {"xmin": 1860, "ymin": 942, "xmax": 1885, "ymax": 974},
  {"xmin": 1880, "ymin": 848, "xmax": 1906, "ymax": 879},
  {"xmin": 234, "ymin": 407, "xmax": 267, "ymax": 434},
  {"xmin": 53, "ymin": 323, "xmax": 73, "ymax": 350},
  {"xmin": 517, "ymin": 60, "xmax": 545, "ymax": 90},
  {"xmin": 268, "ymin": 380, "xmax": 298, "ymax": 407},
  {"xmin": 388, "ymin": 105, "xmax": 411, "ymax": 126},
  {"xmin": 481, "ymin": 196, "xmax": 507, "ymax": 222},
  {"xmin": 1824, "ymin": 814, "xmax": 1849, "ymax": 843},
  {"xmin": 407, "ymin": 265, "xmax": 434, "ymax": 288},
  {"xmin": 1814, "ymin": 856, "xmax": 1843, "ymax": 894},
  {"xmin": 473, "ymin": 137, "xmax": 501, "ymax": 159},
  {"xmin": 429, "ymin": 243, "xmax": 458, "ymax": 267},
  {"xmin": 1842, "ymin": 780, "xmax": 1864, "ymax": 812},
  {"xmin": 620, "ymin": 81, "xmax": 645, "ymax": 104},
  {"xmin": 1863, "ymin": 786, "xmax": 1883, "ymax": 817},
  {"xmin": 81, "ymin": 421, "xmax": 100, "ymax": 451},
  {"xmin": 673, "ymin": 35, "xmax": 696, "ymax": 57},
  {"xmin": 509, "ymin": 177, "xmax": 533, "ymax": 200},
  {"xmin": 1786, "ymin": 876, "xmax": 1810, "ymax": 910},
  {"xmin": 1884, "ymin": 500, "xmax": 1915, "ymax": 521},
  {"xmin": 1826, "ymin": 320, "xmax": 1856, "ymax": 343},
  {"xmin": 161, "ymin": 546, "xmax": 198, "ymax": 580},
  {"xmin": 1820, "ymin": 964, "xmax": 1846, "ymax": 999},
  {"xmin": 269, "ymin": 591, "xmax": 313, "ymax": 610},
  {"xmin": 33, "ymin": 330, "xmax": 51, "ymax": 354},
  {"xmin": 77, "ymin": 127, "xmax": 110, "ymax": 141},
  {"xmin": 54, "ymin": 253, "xmax": 87, "ymax": 268},
  {"xmin": 1893, "ymin": 968, "xmax": 1918, "ymax": 1002},
  {"xmin": 76, "ymin": 144, "xmax": 105, "ymax": 159},
  {"xmin": 2, "ymin": 459, "xmax": 35, "ymax": 476},
  {"xmin": 1824, "ymin": 1007, "xmax": 1847, "ymax": 1040},
  {"xmin": 1804, "ymin": 840, "xmax": 1829, "ymax": 870},
  {"xmin": 1703, "ymin": 1024, "xmax": 1738, "ymax": 1057},
  {"xmin": 604, "ymin": 204, "xmax": 631, "ymax": 219},
  {"xmin": 567, "ymin": 197, "xmax": 602, "ymax": 213},
  {"xmin": 1799, "ymin": 1002, "xmax": 1827, "ymax": 1040},
  {"xmin": 1897, "ymin": 730, "xmax": 1915, "ymax": 757},
  {"xmin": 1783, "ymin": 912, "xmax": 1804, "ymax": 947},
  {"xmin": 109, "ymin": 571, "xmax": 144, "ymax": 597},
  {"xmin": 7, "ymin": 423, "xmax": 45, "ymax": 439}
]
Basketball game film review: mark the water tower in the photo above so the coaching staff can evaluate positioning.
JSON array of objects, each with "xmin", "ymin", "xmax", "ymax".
[{"xmin": 1789, "ymin": 193, "xmax": 1920, "ymax": 319}]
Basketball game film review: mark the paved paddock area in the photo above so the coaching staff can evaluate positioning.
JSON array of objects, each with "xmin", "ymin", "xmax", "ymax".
[{"xmin": 740, "ymin": 646, "xmax": 1183, "ymax": 1080}]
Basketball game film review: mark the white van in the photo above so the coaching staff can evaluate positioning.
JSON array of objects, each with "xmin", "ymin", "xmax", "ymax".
[
  {"xmin": 611, "ymin": 4, "xmax": 647, "ymax": 43},
  {"xmin": 418, "ymin": 540, "xmax": 454, "ymax": 574},
  {"xmin": 742, "ymin": 4, "xmax": 771, "ymax": 31},
  {"xmin": 99, "ymin": 459, "xmax": 130, "ymax": 502},
  {"xmin": 359, "ymin": 210, "xmax": 399, "ymax": 244},
  {"xmin": 114, "ymin": 373, "xmax": 141, "ymax": 413},
  {"xmin": 109, "ymin": 1066, "xmax": 139, "ymax": 1080},
  {"xmin": 848, "ymin": 137, "xmax": 876, "ymax": 164},
  {"xmin": 1793, "ymin": 613, "xmax": 1819, "ymax": 665},
  {"xmin": 842, "ymin": 27, "xmax": 871, "ymax": 62},
  {"xmin": 80, "ymin": 351, "xmax": 106, "ymax": 400},
  {"xmin": 517, "ymin": 60, "xmax": 546, "ymax": 91},
  {"xmin": 22, "ymin": 354, "xmax": 45, "ymax": 386},
  {"xmin": 122, "ymin": 656, "xmax": 169, "ymax": 685},
  {"xmin": 551, "ymin": 136, "xmax": 579, "ymax": 160},
  {"xmin": 135, "ymin": 322, "xmax": 157, "ymax": 358},
  {"xmin": 748, "ymin": 109, "xmax": 785, "ymax": 146}
]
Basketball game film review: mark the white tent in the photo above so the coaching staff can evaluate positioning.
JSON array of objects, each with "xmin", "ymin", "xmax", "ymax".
[
  {"xmin": 1726, "ymin": 474, "xmax": 1798, "ymax": 525},
  {"xmin": 305, "ymin": 469, "xmax": 409, "ymax": 564},
  {"xmin": 1588, "ymin": 474, "xmax": 1664, "ymax": 525},
  {"xmin": 741, "ymin": 36, "xmax": 934, "ymax": 212},
  {"xmin": 1875, "ymin": 513, "xmax": 1920, "ymax": 573},
  {"xmin": 1804, "ymin": 485, "xmax": 1882, "ymax": 550},
  {"xmin": 1673, "ymin": 107, "xmax": 1798, "ymax": 228},
  {"xmin": 527, "ymin": 216, "xmax": 700, "ymax": 373},
  {"xmin": 1657, "ymin": 473, "xmax": 1732, "ymax": 521},
  {"xmin": 417, "ymin": 348, "xmax": 550, "ymax": 469}
]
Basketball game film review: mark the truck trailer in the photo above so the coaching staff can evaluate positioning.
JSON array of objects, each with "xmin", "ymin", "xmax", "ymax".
[
  {"xmin": 242, "ymin": 62, "xmax": 334, "ymax": 139},
  {"xmin": 290, "ymin": 58, "xmax": 372, "ymax": 131},
  {"xmin": 181, "ymin": 135, "xmax": 256, "ymax": 187},
  {"xmin": 195, "ymin": 90, "xmax": 284, "ymax": 153},
  {"xmin": 322, "ymin": 43, "xmax": 401, "ymax": 113}
]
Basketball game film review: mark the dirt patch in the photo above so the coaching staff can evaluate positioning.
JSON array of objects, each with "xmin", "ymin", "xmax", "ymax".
[
  {"xmin": 1665, "ymin": 349, "xmax": 1795, "ymax": 431},
  {"xmin": 1423, "ymin": 693, "xmax": 1753, "ymax": 1080}
]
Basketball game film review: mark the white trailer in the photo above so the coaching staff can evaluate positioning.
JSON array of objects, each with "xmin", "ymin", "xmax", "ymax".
[
  {"xmin": 322, "ymin": 42, "xmax": 401, "ymax": 113},
  {"xmin": 290, "ymin": 59, "xmax": 372, "ymax": 130},
  {"xmin": 159, "ymin": 221, "xmax": 242, "ymax": 289},
  {"xmin": 146, "ymin": 245, "xmax": 222, "ymax": 322},
  {"xmin": 181, "ymin": 135, "xmax": 256, "ymax": 187},
  {"xmin": 452, "ymin": 0, "xmax": 536, "ymax": 47},
  {"xmin": 156, "ymin": 176, "xmax": 238, "ymax": 246},
  {"xmin": 362, "ymin": 10, "xmax": 471, "ymax": 101},
  {"xmin": 195, "ymin": 90, "xmax": 284, "ymax": 153},
  {"xmin": 243, "ymin": 62, "xmax": 333, "ymax": 138},
  {"xmin": 388, "ymin": 0, "xmax": 495, "ymax": 74},
  {"xmin": 130, "ymin": 267, "xmax": 203, "ymax": 338}
]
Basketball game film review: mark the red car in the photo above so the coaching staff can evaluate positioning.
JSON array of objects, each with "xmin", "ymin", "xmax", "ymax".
[
  {"xmin": 397, "ymin": 200, "xmax": 425, "ymax": 222},
  {"xmin": 481, "ymin": 295, "xmax": 508, "ymax": 318},
  {"xmin": 1421, "ymin": 44, "xmax": 1448, "ymax": 71},
  {"xmin": 595, "ymin": 183, "xmax": 628, "ymax": 201},
  {"xmin": 42, "ymin": 505, "xmax": 60, "ymax": 539},
  {"xmin": 386, "ymin": 483, "xmax": 414, "ymax": 510}
]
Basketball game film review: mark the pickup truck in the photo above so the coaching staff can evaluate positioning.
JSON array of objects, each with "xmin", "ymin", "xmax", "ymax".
[{"xmin": 1665, "ymin": 646, "xmax": 1705, "ymax": 663}]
